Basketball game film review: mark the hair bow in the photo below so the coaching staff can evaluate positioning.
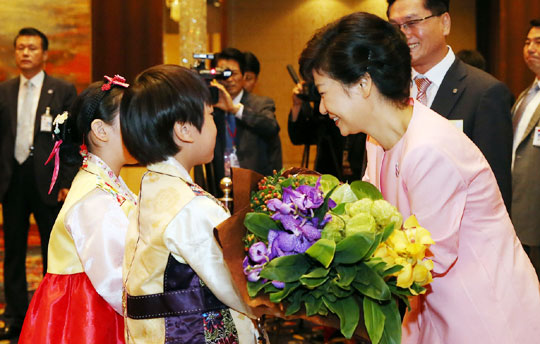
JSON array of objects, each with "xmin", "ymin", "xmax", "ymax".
[{"xmin": 101, "ymin": 74, "xmax": 130, "ymax": 91}]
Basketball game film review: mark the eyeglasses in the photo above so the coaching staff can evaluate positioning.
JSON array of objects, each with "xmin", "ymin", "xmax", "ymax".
[{"xmin": 391, "ymin": 13, "xmax": 444, "ymax": 31}]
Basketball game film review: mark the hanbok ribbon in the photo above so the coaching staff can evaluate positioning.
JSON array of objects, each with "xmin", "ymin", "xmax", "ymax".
[{"xmin": 45, "ymin": 139, "xmax": 63, "ymax": 194}]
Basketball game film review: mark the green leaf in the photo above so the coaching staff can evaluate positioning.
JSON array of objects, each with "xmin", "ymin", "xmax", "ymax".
[
  {"xmin": 269, "ymin": 282, "xmax": 300, "ymax": 303},
  {"xmin": 260, "ymin": 254, "xmax": 310, "ymax": 282},
  {"xmin": 364, "ymin": 231, "xmax": 384, "ymax": 259},
  {"xmin": 331, "ymin": 183, "xmax": 359, "ymax": 204},
  {"xmin": 363, "ymin": 297, "xmax": 386, "ymax": 344},
  {"xmin": 382, "ymin": 264, "xmax": 403, "ymax": 277},
  {"xmin": 244, "ymin": 213, "xmax": 277, "ymax": 240},
  {"xmin": 320, "ymin": 174, "xmax": 340, "ymax": 195},
  {"xmin": 335, "ymin": 232, "xmax": 375, "ymax": 264},
  {"xmin": 335, "ymin": 265, "xmax": 357, "ymax": 288},
  {"xmin": 314, "ymin": 185, "xmax": 338, "ymax": 224},
  {"xmin": 329, "ymin": 279, "xmax": 354, "ymax": 298},
  {"xmin": 353, "ymin": 262, "xmax": 391, "ymax": 301},
  {"xmin": 305, "ymin": 295, "xmax": 323, "ymax": 316},
  {"xmin": 323, "ymin": 296, "xmax": 360, "ymax": 339},
  {"xmin": 300, "ymin": 276, "xmax": 329, "ymax": 288},
  {"xmin": 366, "ymin": 258, "xmax": 387, "ymax": 274},
  {"xmin": 247, "ymin": 280, "xmax": 270, "ymax": 297},
  {"xmin": 285, "ymin": 289, "xmax": 304, "ymax": 316},
  {"xmin": 306, "ymin": 239, "xmax": 336, "ymax": 268},
  {"xmin": 381, "ymin": 222, "xmax": 396, "ymax": 243},
  {"xmin": 350, "ymin": 181, "xmax": 383, "ymax": 200},
  {"xmin": 301, "ymin": 267, "xmax": 330, "ymax": 279},
  {"xmin": 331, "ymin": 203, "xmax": 346, "ymax": 215},
  {"xmin": 379, "ymin": 299, "xmax": 402, "ymax": 344}
]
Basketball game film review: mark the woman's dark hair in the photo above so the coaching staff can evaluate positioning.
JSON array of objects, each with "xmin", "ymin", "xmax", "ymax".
[
  {"xmin": 120, "ymin": 64, "xmax": 211, "ymax": 165},
  {"xmin": 60, "ymin": 80, "xmax": 125, "ymax": 165},
  {"xmin": 299, "ymin": 12, "xmax": 411, "ymax": 107}
]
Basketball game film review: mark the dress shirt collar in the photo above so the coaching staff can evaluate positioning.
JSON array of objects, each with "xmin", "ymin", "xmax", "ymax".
[
  {"xmin": 412, "ymin": 46, "xmax": 455, "ymax": 88},
  {"xmin": 20, "ymin": 70, "xmax": 45, "ymax": 89},
  {"xmin": 232, "ymin": 89, "xmax": 244, "ymax": 105}
]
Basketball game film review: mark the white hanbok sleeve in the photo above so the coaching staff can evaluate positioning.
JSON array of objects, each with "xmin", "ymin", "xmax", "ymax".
[
  {"xmin": 65, "ymin": 188, "xmax": 129, "ymax": 314},
  {"xmin": 163, "ymin": 196, "xmax": 252, "ymax": 317}
]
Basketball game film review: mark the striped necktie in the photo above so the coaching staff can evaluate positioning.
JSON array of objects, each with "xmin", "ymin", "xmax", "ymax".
[{"xmin": 415, "ymin": 77, "xmax": 431, "ymax": 105}]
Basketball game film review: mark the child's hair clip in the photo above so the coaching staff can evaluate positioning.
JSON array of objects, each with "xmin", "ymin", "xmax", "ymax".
[{"xmin": 101, "ymin": 74, "xmax": 130, "ymax": 91}]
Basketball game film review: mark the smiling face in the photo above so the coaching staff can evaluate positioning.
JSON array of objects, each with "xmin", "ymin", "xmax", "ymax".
[
  {"xmin": 15, "ymin": 35, "xmax": 48, "ymax": 79},
  {"xmin": 313, "ymin": 70, "xmax": 367, "ymax": 136},
  {"xmin": 388, "ymin": 0, "xmax": 450, "ymax": 74},
  {"xmin": 524, "ymin": 26, "xmax": 540, "ymax": 78}
]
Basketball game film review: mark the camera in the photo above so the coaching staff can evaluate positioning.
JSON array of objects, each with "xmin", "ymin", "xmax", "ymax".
[
  {"xmin": 192, "ymin": 53, "xmax": 232, "ymax": 104},
  {"xmin": 286, "ymin": 64, "xmax": 320, "ymax": 102}
]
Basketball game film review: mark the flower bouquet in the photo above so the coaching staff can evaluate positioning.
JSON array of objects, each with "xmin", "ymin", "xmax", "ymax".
[{"xmin": 215, "ymin": 168, "xmax": 434, "ymax": 344}]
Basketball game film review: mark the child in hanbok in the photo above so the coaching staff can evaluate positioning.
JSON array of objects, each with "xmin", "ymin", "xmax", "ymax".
[
  {"xmin": 121, "ymin": 65, "xmax": 258, "ymax": 344},
  {"xmin": 19, "ymin": 75, "xmax": 136, "ymax": 344}
]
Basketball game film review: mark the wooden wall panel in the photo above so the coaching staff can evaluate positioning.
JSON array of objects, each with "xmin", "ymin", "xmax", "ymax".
[{"xmin": 91, "ymin": 0, "xmax": 163, "ymax": 83}]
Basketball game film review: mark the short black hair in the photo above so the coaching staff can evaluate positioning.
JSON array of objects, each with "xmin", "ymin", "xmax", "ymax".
[
  {"xmin": 61, "ymin": 80, "xmax": 126, "ymax": 165},
  {"xmin": 14, "ymin": 27, "xmax": 49, "ymax": 51},
  {"xmin": 531, "ymin": 18, "xmax": 540, "ymax": 28},
  {"xmin": 244, "ymin": 51, "xmax": 260, "ymax": 76},
  {"xmin": 212, "ymin": 47, "xmax": 246, "ymax": 74},
  {"xmin": 120, "ymin": 64, "xmax": 211, "ymax": 165},
  {"xmin": 456, "ymin": 49, "xmax": 486, "ymax": 71},
  {"xmin": 299, "ymin": 12, "xmax": 411, "ymax": 107},
  {"xmin": 387, "ymin": 0, "xmax": 449, "ymax": 17}
]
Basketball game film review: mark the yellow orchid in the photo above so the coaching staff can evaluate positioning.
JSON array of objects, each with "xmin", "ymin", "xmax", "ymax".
[{"xmin": 376, "ymin": 215, "xmax": 435, "ymax": 294}]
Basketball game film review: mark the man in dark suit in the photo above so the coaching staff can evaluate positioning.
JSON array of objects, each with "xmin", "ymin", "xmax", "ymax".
[
  {"xmin": 199, "ymin": 48, "xmax": 282, "ymax": 196},
  {"xmin": 512, "ymin": 18, "xmax": 540, "ymax": 279},
  {"xmin": 387, "ymin": 0, "xmax": 514, "ymax": 211},
  {"xmin": 0, "ymin": 27, "xmax": 77, "ymax": 339}
]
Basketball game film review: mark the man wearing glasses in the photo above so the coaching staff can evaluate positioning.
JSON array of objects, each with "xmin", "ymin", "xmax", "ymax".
[{"xmin": 387, "ymin": 0, "xmax": 514, "ymax": 212}]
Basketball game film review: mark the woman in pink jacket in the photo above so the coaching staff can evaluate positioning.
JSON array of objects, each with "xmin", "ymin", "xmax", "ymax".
[{"xmin": 298, "ymin": 11, "xmax": 540, "ymax": 344}]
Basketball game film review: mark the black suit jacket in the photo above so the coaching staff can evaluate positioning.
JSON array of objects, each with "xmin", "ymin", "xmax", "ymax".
[
  {"xmin": 0, "ymin": 73, "xmax": 77, "ymax": 205},
  {"xmin": 431, "ymin": 58, "xmax": 514, "ymax": 211},
  {"xmin": 197, "ymin": 91, "xmax": 282, "ymax": 196}
]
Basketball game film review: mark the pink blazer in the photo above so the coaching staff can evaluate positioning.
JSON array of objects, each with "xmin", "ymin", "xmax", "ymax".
[{"xmin": 364, "ymin": 100, "xmax": 540, "ymax": 343}]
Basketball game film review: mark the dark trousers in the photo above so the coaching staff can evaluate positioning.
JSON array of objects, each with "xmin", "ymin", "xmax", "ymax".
[
  {"xmin": 523, "ymin": 244, "xmax": 540, "ymax": 281},
  {"xmin": 2, "ymin": 158, "xmax": 59, "ymax": 326}
]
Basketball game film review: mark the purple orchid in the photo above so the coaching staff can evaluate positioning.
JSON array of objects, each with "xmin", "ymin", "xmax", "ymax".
[{"xmin": 248, "ymin": 242, "xmax": 270, "ymax": 264}]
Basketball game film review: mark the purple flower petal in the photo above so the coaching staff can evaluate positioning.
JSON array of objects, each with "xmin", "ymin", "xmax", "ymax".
[
  {"xmin": 248, "ymin": 242, "xmax": 269, "ymax": 264},
  {"xmin": 272, "ymin": 281, "xmax": 285, "ymax": 289}
]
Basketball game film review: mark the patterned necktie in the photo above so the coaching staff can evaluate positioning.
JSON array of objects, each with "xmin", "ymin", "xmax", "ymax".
[
  {"xmin": 15, "ymin": 81, "xmax": 35, "ymax": 164},
  {"xmin": 415, "ymin": 77, "xmax": 432, "ymax": 105},
  {"xmin": 513, "ymin": 84, "xmax": 540, "ymax": 134}
]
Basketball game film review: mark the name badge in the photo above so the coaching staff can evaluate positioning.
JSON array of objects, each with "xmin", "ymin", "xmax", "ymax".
[
  {"xmin": 449, "ymin": 119, "xmax": 464, "ymax": 132},
  {"xmin": 40, "ymin": 113, "xmax": 53, "ymax": 132},
  {"xmin": 533, "ymin": 127, "xmax": 540, "ymax": 147}
]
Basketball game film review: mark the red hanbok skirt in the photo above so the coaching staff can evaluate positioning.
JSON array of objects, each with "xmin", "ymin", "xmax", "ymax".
[{"xmin": 19, "ymin": 272, "xmax": 124, "ymax": 343}]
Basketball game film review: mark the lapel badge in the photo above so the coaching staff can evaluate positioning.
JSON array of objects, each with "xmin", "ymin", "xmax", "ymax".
[
  {"xmin": 48, "ymin": 89, "xmax": 54, "ymax": 94},
  {"xmin": 452, "ymin": 88, "xmax": 458, "ymax": 94}
]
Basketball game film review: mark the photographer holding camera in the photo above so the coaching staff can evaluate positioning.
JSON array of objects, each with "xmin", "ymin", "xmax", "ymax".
[
  {"xmin": 199, "ymin": 47, "xmax": 282, "ymax": 196},
  {"xmin": 288, "ymin": 80, "xmax": 366, "ymax": 181}
]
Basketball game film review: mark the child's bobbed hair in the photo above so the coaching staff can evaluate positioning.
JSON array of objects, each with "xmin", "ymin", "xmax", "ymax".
[{"xmin": 120, "ymin": 64, "xmax": 211, "ymax": 165}]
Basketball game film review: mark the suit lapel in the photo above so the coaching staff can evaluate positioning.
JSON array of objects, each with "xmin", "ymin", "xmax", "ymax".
[
  {"xmin": 34, "ymin": 73, "xmax": 54, "ymax": 135},
  {"xmin": 8, "ymin": 77, "xmax": 20, "ymax": 136},
  {"xmin": 517, "ymin": 83, "xmax": 540, "ymax": 146},
  {"xmin": 431, "ymin": 59, "xmax": 466, "ymax": 118}
]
